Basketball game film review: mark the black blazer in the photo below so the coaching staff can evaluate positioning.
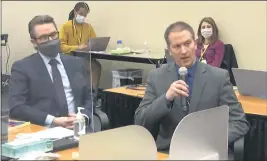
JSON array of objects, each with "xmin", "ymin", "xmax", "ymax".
[{"xmin": 8, "ymin": 53, "xmax": 92, "ymax": 126}]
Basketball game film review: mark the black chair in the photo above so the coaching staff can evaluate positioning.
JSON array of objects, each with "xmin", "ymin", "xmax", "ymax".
[
  {"xmin": 93, "ymin": 107, "xmax": 109, "ymax": 132},
  {"xmin": 91, "ymin": 88, "xmax": 109, "ymax": 132},
  {"xmin": 220, "ymin": 44, "xmax": 238, "ymax": 86}
]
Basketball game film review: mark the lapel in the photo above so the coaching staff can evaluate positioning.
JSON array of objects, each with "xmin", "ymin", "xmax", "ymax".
[
  {"xmin": 60, "ymin": 54, "xmax": 78, "ymax": 109},
  {"xmin": 189, "ymin": 62, "xmax": 207, "ymax": 113},
  {"xmin": 33, "ymin": 53, "xmax": 55, "ymax": 94},
  {"xmin": 167, "ymin": 62, "xmax": 179, "ymax": 84},
  {"xmin": 167, "ymin": 62, "xmax": 181, "ymax": 107}
]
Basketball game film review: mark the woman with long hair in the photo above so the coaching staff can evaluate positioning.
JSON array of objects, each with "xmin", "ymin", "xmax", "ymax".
[{"xmin": 196, "ymin": 17, "xmax": 225, "ymax": 67}]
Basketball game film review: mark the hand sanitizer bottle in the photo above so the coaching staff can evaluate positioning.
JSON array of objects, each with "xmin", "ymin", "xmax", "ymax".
[{"xmin": 73, "ymin": 107, "xmax": 89, "ymax": 140}]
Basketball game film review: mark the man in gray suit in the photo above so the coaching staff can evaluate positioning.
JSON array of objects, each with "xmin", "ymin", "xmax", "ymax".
[
  {"xmin": 9, "ymin": 15, "xmax": 92, "ymax": 129},
  {"xmin": 134, "ymin": 21, "xmax": 249, "ymax": 152}
]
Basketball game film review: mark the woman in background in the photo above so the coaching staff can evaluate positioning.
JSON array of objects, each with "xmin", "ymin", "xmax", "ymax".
[
  {"xmin": 59, "ymin": 2, "xmax": 102, "ymax": 105},
  {"xmin": 196, "ymin": 17, "xmax": 225, "ymax": 67}
]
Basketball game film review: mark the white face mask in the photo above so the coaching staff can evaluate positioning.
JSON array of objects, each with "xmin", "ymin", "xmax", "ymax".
[
  {"xmin": 201, "ymin": 28, "xmax": 213, "ymax": 39},
  {"xmin": 75, "ymin": 14, "xmax": 85, "ymax": 24}
]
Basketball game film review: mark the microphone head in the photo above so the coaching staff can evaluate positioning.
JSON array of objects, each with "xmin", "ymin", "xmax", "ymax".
[{"xmin": 179, "ymin": 67, "xmax": 188, "ymax": 76}]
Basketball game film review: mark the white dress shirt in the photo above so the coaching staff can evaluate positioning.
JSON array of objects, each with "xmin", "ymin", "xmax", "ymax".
[{"xmin": 39, "ymin": 53, "xmax": 75, "ymax": 126}]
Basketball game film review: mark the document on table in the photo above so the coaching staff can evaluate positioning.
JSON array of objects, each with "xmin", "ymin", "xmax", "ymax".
[
  {"xmin": 33, "ymin": 127, "xmax": 74, "ymax": 139},
  {"xmin": 16, "ymin": 127, "xmax": 74, "ymax": 140}
]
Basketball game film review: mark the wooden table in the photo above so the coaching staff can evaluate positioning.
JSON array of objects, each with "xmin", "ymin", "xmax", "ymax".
[
  {"xmin": 235, "ymin": 92, "xmax": 267, "ymax": 116},
  {"xmin": 8, "ymin": 124, "xmax": 169, "ymax": 160},
  {"xmin": 102, "ymin": 86, "xmax": 267, "ymax": 160},
  {"xmin": 104, "ymin": 87, "xmax": 267, "ymax": 116},
  {"xmin": 105, "ymin": 86, "xmax": 146, "ymax": 98}
]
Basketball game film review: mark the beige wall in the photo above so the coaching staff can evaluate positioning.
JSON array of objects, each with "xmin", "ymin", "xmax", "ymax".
[{"xmin": 2, "ymin": 1, "xmax": 266, "ymax": 88}]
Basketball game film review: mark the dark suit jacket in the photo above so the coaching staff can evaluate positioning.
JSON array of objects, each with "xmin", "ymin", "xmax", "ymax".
[
  {"xmin": 134, "ymin": 61, "xmax": 249, "ymax": 151},
  {"xmin": 8, "ymin": 53, "xmax": 92, "ymax": 126}
]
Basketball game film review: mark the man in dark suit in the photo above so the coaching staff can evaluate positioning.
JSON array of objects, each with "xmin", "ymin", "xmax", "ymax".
[
  {"xmin": 8, "ymin": 15, "xmax": 92, "ymax": 129},
  {"xmin": 134, "ymin": 21, "xmax": 249, "ymax": 153}
]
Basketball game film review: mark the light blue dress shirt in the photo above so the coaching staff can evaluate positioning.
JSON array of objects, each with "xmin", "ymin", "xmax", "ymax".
[{"xmin": 39, "ymin": 53, "xmax": 75, "ymax": 126}]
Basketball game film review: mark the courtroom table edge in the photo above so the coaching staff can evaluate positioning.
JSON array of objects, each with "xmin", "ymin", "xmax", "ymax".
[{"xmin": 72, "ymin": 51, "xmax": 166, "ymax": 68}]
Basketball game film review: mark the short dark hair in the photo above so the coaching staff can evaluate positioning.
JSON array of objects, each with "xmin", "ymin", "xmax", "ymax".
[
  {"xmin": 164, "ymin": 21, "xmax": 195, "ymax": 46},
  {"xmin": 68, "ymin": 2, "xmax": 90, "ymax": 21},
  {"xmin": 28, "ymin": 15, "xmax": 57, "ymax": 39},
  {"xmin": 197, "ymin": 17, "xmax": 219, "ymax": 45}
]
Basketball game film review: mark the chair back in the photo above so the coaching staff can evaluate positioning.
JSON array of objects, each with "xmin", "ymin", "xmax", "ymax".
[{"xmin": 220, "ymin": 44, "xmax": 238, "ymax": 86}]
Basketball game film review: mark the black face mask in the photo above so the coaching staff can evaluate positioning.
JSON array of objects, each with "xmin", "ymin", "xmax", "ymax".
[{"xmin": 37, "ymin": 39, "xmax": 61, "ymax": 58}]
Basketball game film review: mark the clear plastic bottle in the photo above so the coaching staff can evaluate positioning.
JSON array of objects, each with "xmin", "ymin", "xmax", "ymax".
[
  {"xmin": 144, "ymin": 40, "xmax": 149, "ymax": 54},
  {"xmin": 73, "ymin": 107, "xmax": 89, "ymax": 140},
  {"xmin": 116, "ymin": 40, "xmax": 124, "ymax": 49}
]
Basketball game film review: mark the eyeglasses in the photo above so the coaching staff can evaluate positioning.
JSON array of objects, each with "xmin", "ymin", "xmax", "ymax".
[{"xmin": 35, "ymin": 31, "xmax": 59, "ymax": 43}]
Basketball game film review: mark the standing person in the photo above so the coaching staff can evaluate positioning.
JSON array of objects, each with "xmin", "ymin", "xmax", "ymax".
[
  {"xmin": 196, "ymin": 17, "xmax": 225, "ymax": 67},
  {"xmin": 59, "ymin": 2, "xmax": 102, "ymax": 105}
]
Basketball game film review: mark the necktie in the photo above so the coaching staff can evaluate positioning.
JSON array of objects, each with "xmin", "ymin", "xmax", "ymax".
[{"xmin": 49, "ymin": 59, "xmax": 68, "ymax": 115}]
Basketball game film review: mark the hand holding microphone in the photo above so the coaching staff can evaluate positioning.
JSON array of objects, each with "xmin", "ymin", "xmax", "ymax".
[{"xmin": 166, "ymin": 67, "xmax": 189, "ymax": 102}]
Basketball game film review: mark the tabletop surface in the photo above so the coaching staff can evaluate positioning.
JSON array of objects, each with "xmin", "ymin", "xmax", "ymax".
[
  {"xmin": 8, "ymin": 124, "xmax": 169, "ymax": 160},
  {"xmin": 104, "ymin": 87, "xmax": 267, "ymax": 116}
]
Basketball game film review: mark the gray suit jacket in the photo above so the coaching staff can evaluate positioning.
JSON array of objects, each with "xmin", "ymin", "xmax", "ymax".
[
  {"xmin": 134, "ymin": 61, "xmax": 249, "ymax": 151},
  {"xmin": 9, "ymin": 53, "xmax": 92, "ymax": 126}
]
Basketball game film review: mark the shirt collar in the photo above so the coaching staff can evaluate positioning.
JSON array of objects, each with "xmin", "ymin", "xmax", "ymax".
[
  {"xmin": 39, "ymin": 52, "xmax": 62, "ymax": 65},
  {"xmin": 175, "ymin": 58, "xmax": 198, "ymax": 77}
]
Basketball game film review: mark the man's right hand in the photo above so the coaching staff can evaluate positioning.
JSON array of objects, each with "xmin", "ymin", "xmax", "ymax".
[
  {"xmin": 77, "ymin": 44, "xmax": 88, "ymax": 50},
  {"xmin": 52, "ymin": 116, "xmax": 76, "ymax": 129},
  {"xmin": 166, "ymin": 80, "xmax": 189, "ymax": 101}
]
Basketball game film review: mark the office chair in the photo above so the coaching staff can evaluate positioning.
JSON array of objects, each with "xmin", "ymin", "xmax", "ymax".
[
  {"xmin": 220, "ymin": 44, "xmax": 238, "ymax": 86},
  {"xmin": 93, "ymin": 107, "xmax": 109, "ymax": 131}
]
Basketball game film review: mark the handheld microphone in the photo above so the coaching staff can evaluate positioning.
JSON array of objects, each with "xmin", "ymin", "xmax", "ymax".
[{"xmin": 178, "ymin": 67, "xmax": 189, "ymax": 113}]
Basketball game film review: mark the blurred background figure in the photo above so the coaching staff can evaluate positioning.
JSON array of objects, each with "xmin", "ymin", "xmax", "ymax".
[
  {"xmin": 59, "ymin": 2, "xmax": 102, "ymax": 106},
  {"xmin": 196, "ymin": 17, "xmax": 225, "ymax": 67}
]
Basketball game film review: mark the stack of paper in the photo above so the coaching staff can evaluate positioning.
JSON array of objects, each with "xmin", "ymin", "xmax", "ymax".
[{"xmin": 32, "ymin": 127, "xmax": 74, "ymax": 139}]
